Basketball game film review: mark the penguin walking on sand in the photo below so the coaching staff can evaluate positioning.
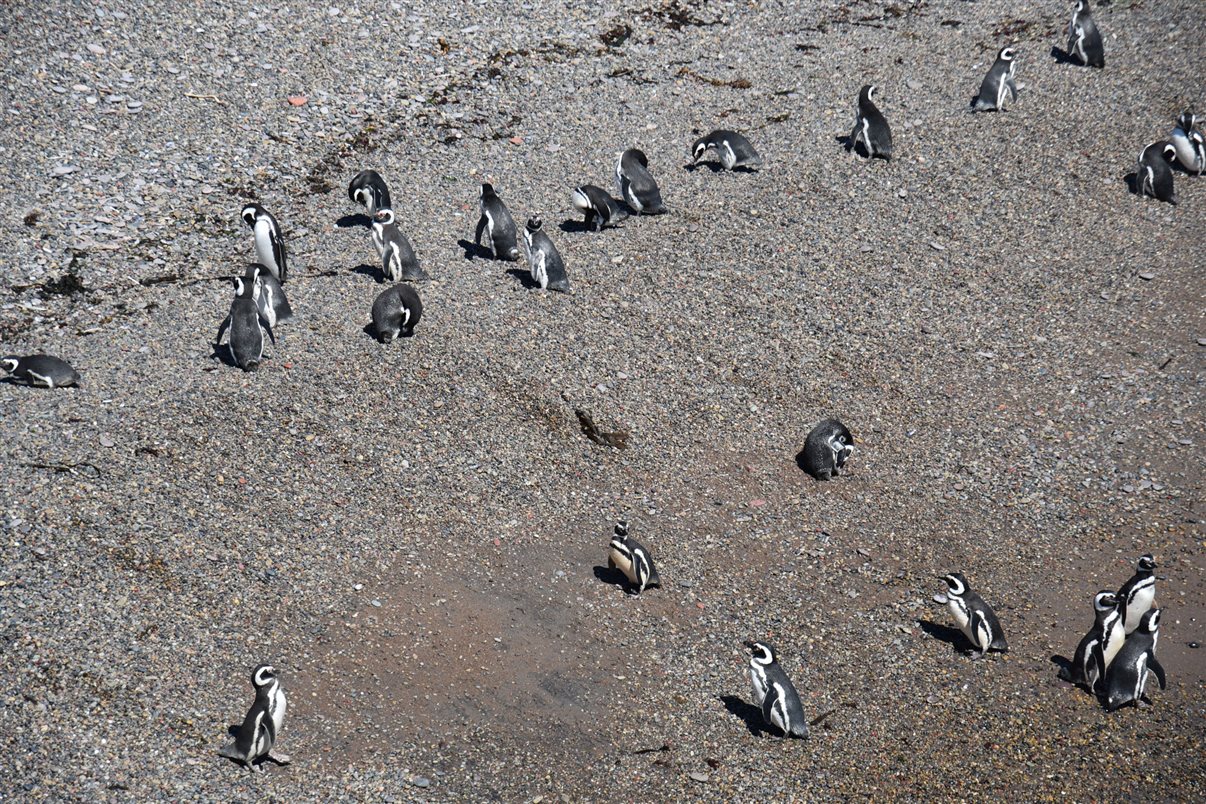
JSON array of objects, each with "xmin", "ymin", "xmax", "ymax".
[
  {"xmin": 523, "ymin": 217, "xmax": 571, "ymax": 293},
  {"xmin": 348, "ymin": 169, "xmax": 392, "ymax": 216},
  {"xmin": 1104, "ymin": 609, "xmax": 1167, "ymax": 711},
  {"xmin": 936, "ymin": 573, "xmax": 1008, "ymax": 658},
  {"xmin": 215, "ymin": 274, "xmax": 274, "ymax": 371},
  {"xmin": 372, "ymin": 209, "xmax": 428, "ymax": 282},
  {"xmin": 691, "ymin": 130, "xmax": 763, "ymax": 170},
  {"xmin": 607, "ymin": 520, "xmax": 660, "ymax": 594},
  {"xmin": 1, "ymin": 354, "xmax": 80, "ymax": 388},
  {"xmin": 1136, "ymin": 142, "xmax": 1177, "ymax": 204},
  {"xmin": 570, "ymin": 184, "xmax": 629, "ymax": 231},
  {"xmin": 1116, "ymin": 554, "xmax": 1158, "ymax": 634},
  {"xmin": 744, "ymin": 641, "xmax": 809, "ymax": 739},
  {"xmin": 971, "ymin": 47, "xmax": 1019, "ymax": 112},
  {"xmin": 1170, "ymin": 112, "xmax": 1205, "ymax": 175},
  {"xmin": 616, "ymin": 148, "xmax": 667, "ymax": 214},
  {"xmin": 474, "ymin": 183, "xmax": 521, "ymax": 261},
  {"xmin": 240, "ymin": 203, "xmax": 288, "ymax": 283},
  {"xmin": 1059, "ymin": 591, "xmax": 1124, "ymax": 692},
  {"xmin": 371, "ymin": 284, "xmax": 423, "ymax": 343},
  {"xmin": 849, "ymin": 86, "xmax": 893, "ymax": 160},
  {"xmin": 1066, "ymin": 1, "xmax": 1104, "ymax": 68},
  {"xmin": 799, "ymin": 419, "xmax": 854, "ymax": 481},
  {"xmin": 218, "ymin": 664, "xmax": 290, "ymax": 771},
  {"xmin": 243, "ymin": 264, "xmax": 292, "ymax": 329}
]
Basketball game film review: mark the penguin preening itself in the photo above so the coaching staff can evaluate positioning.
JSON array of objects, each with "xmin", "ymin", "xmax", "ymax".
[
  {"xmin": 1066, "ymin": 0, "xmax": 1104, "ymax": 68},
  {"xmin": 371, "ymin": 284, "xmax": 423, "ymax": 343},
  {"xmin": 691, "ymin": 130, "xmax": 763, "ymax": 170},
  {"xmin": 1104, "ymin": 609, "xmax": 1167, "ymax": 711},
  {"xmin": 240, "ymin": 203, "xmax": 288, "ymax": 283},
  {"xmin": 971, "ymin": 47, "xmax": 1019, "ymax": 112},
  {"xmin": 1116, "ymin": 554, "xmax": 1158, "ymax": 634},
  {"xmin": 1, "ymin": 354, "xmax": 80, "ymax": 388},
  {"xmin": 1136, "ymin": 142, "xmax": 1177, "ymax": 204},
  {"xmin": 936, "ymin": 573, "xmax": 1008, "ymax": 658},
  {"xmin": 849, "ymin": 86, "xmax": 893, "ymax": 160},
  {"xmin": 522, "ymin": 217, "xmax": 571, "ymax": 293},
  {"xmin": 1170, "ymin": 112, "xmax": 1205, "ymax": 175},
  {"xmin": 243, "ymin": 264, "xmax": 292, "ymax": 329},
  {"xmin": 570, "ymin": 184, "xmax": 629, "ymax": 232},
  {"xmin": 607, "ymin": 520, "xmax": 660, "ymax": 594},
  {"xmin": 348, "ymin": 169, "xmax": 392, "ymax": 216},
  {"xmin": 214, "ymin": 274, "xmax": 275, "ymax": 371},
  {"xmin": 799, "ymin": 419, "xmax": 854, "ymax": 481},
  {"xmin": 615, "ymin": 148, "xmax": 667, "ymax": 214},
  {"xmin": 474, "ymin": 183, "xmax": 521, "ymax": 261},
  {"xmin": 372, "ymin": 209, "xmax": 428, "ymax": 282},
  {"xmin": 744, "ymin": 641, "xmax": 809, "ymax": 739},
  {"xmin": 218, "ymin": 664, "xmax": 291, "ymax": 771},
  {"xmin": 1059, "ymin": 591, "xmax": 1124, "ymax": 693}
]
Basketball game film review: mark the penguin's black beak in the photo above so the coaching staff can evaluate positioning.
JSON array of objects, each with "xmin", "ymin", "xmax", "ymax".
[{"xmin": 742, "ymin": 640, "xmax": 757, "ymax": 650}]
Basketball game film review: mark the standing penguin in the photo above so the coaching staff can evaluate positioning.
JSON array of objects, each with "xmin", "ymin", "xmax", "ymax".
[
  {"xmin": 348, "ymin": 169, "xmax": 392, "ymax": 216},
  {"xmin": 615, "ymin": 148, "xmax": 668, "ymax": 214},
  {"xmin": 370, "ymin": 284, "xmax": 423, "ymax": 343},
  {"xmin": 691, "ymin": 130, "xmax": 763, "ymax": 170},
  {"xmin": 743, "ymin": 641, "xmax": 809, "ymax": 739},
  {"xmin": 570, "ymin": 184, "xmax": 629, "ymax": 231},
  {"xmin": 474, "ymin": 183, "xmax": 521, "ymax": 261},
  {"xmin": 606, "ymin": 520, "xmax": 661, "ymax": 594},
  {"xmin": 1116, "ymin": 554, "xmax": 1158, "ymax": 634},
  {"xmin": 936, "ymin": 573, "xmax": 1008, "ymax": 658},
  {"xmin": 1170, "ymin": 111, "xmax": 1205, "ymax": 175},
  {"xmin": 240, "ymin": 203, "xmax": 288, "ymax": 283},
  {"xmin": 215, "ymin": 275, "xmax": 274, "ymax": 371},
  {"xmin": 0, "ymin": 354, "xmax": 80, "ymax": 388},
  {"xmin": 243, "ymin": 264, "xmax": 292, "ymax": 329},
  {"xmin": 1066, "ymin": 1, "xmax": 1105, "ymax": 68},
  {"xmin": 799, "ymin": 419, "xmax": 855, "ymax": 481},
  {"xmin": 522, "ymin": 217, "xmax": 571, "ymax": 293},
  {"xmin": 218, "ymin": 664, "xmax": 291, "ymax": 771},
  {"xmin": 971, "ymin": 47, "xmax": 1019, "ymax": 112},
  {"xmin": 849, "ymin": 86, "xmax": 893, "ymax": 160},
  {"xmin": 1136, "ymin": 142, "xmax": 1177, "ymax": 204},
  {"xmin": 1059, "ymin": 591, "xmax": 1124, "ymax": 692},
  {"xmin": 1104, "ymin": 609, "xmax": 1167, "ymax": 711},
  {"xmin": 372, "ymin": 209, "xmax": 428, "ymax": 281}
]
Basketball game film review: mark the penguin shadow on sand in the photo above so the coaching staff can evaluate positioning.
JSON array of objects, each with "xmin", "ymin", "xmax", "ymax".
[
  {"xmin": 593, "ymin": 564, "xmax": 648, "ymax": 595},
  {"xmin": 718, "ymin": 695, "xmax": 775, "ymax": 738},
  {"xmin": 505, "ymin": 267, "xmax": 540, "ymax": 290},
  {"xmin": 208, "ymin": 342, "xmax": 241, "ymax": 370},
  {"xmin": 557, "ymin": 218, "xmax": 596, "ymax": 234},
  {"xmin": 916, "ymin": 619, "xmax": 973, "ymax": 655},
  {"xmin": 834, "ymin": 134, "xmax": 885, "ymax": 161},
  {"xmin": 456, "ymin": 238, "xmax": 494, "ymax": 260},
  {"xmin": 336, "ymin": 212, "xmax": 372, "ymax": 229},
  {"xmin": 220, "ymin": 723, "xmax": 290, "ymax": 772},
  {"xmin": 361, "ymin": 322, "xmax": 417, "ymax": 343},
  {"xmin": 1122, "ymin": 172, "xmax": 1141, "ymax": 195},
  {"xmin": 1049, "ymin": 46, "xmax": 1080, "ymax": 66},
  {"xmin": 351, "ymin": 263, "xmax": 386, "ymax": 281}
]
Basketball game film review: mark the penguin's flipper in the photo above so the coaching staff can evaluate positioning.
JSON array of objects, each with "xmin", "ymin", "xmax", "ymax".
[
  {"xmin": 1150, "ymin": 656, "xmax": 1167, "ymax": 690},
  {"xmin": 214, "ymin": 314, "xmax": 232, "ymax": 347},
  {"xmin": 262, "ymin": 321, "xmax": 277, "ymax": 346},
  {"xmin": 271, "ymin": 233, "xmax": 288, "ymax": 283},
  {"xmin": 474, "ymin": 215, "xmax": 487, "ymax": 247},
  {"xmin": 1006, "ymin": 79, "xmax": 1019, "ymax": 102}
]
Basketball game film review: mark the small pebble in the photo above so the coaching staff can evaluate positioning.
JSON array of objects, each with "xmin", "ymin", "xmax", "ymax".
[{"xmin": 688, "ymin": 771, "xmax": 710, "ymax": 783}]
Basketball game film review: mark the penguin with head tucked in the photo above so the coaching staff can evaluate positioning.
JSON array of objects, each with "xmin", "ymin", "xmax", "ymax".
[
  {"xmin": 971, "ymin": 47, "xmax": 1019, "ymax": 112},
  {"xmin": 1136, "ymin": 142, "xmax": 1177, "ymax": 204},
  {"xmin": 571, "ymin": 184, "xmax": 629, "ymax": 231},
  {"xmin": 243, "ymin": 264, "xmax": 292, "ymax": 329},
  {"xmin": 799, "ymin": 419, "xmax": 855, "ymax": 481},
  {"xmin": 1170, "ymin": 112, "xmax": 1205, "ymax": 175},
  {"xmin": 371, "ymin": 284, "xmax": 423, "ymax": 343},
  {"xmin": 474, "ymin": 183, "xmax": 521, "ymax": 261},
  {"xmin": 691, "ymin": 130, "xmax": 763, "ymax": 170},
  {"xmin": 348, "ymin": 169, "xmax": 392, "ymax": 216},
  {"xmin": 616, "ymin": 148, "xmax": 668, "ymax": 214},
  {"xmin": 522, "ymin": 217, "xmax": 571, "ymax": 293}
]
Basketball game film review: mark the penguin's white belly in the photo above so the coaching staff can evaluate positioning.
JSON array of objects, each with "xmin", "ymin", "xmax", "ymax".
[
  {"xmin": 254, "ymin": 223, "xmax": 275, "ymax": 269},
  {"xmin": 748, "ymin": 665, "xmax": 768, "ymax": 706},
  {"xmin": 947, "ymin": 599, "xmax": 970, "ymax": 631},
  {"xmin": 609, "ymin": 546, "xmax": 635, "ymax": 583}
]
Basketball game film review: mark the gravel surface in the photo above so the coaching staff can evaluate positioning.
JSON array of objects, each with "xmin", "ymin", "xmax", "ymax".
[{"xmin": 1, "ymin": 0, "xmax": 1203, "ymax": 800}]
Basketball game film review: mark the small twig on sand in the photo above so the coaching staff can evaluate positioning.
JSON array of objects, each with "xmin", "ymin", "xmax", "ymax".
[{"xmin": 185, "ymin": 92, "xmax": 223, "ymax": 104}]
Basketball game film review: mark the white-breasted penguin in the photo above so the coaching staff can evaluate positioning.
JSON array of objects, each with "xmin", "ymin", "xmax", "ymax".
[
  {"xmin": 1059, "ymin": 591, "xmax": 1123, "ymax": 692},
  {"xmin": 522, "ymin": 217, "xmax": 570, "ymax": 293},
  {"xmin": 937, "ymin": 573, "xmax": 1008, "ymax": 658},
  {"xmin": 371, "ymin": 283, "xmax": 423, "ymax": 343},
  {"xmin": 1066, "ymin": 1, "xmax": 1104, "ymax": 68},
  {"xmin": 607, "ymin": 520, "xmax": 661, "ymax": 593},
  {"xmin": 691, "ymin": 130, "xmax": 763, "ymax": 170},
  {"xmin": 372, "ymin": 209, "xmax": 428, "ymax": 282},
  {"xmin": 215, "ymin": 275, "xmax": 275, "ymax": 371},
  {"xmin": 800, "ymin": 419, "xmax": 855, "ymax": 481},
  {"xmin": 971, "ymin": 47, "xmax": 1019, "ymax": 112},
  {"xmin": 1104, "ymin": 609, "xmax": 1167, "ymax": 711},
  {"xmin": 1116, "ymin": 553, "xmax": 1158, "ymax": 634},
  {"xmin": 743, "ymin": 641, "xmax": 809, "ymax": 739},
  {"xmin": 1136, "ymin": 142, "xmax": 1177, "ymax": 204},
  {"xmin": 1170, "ymin": 111, "xmax": 1205, "ymax": 175},
  {"xmin": 218, "ymin": 663, "xmax": 291, "ymax": 771},
  {"xmin": 615, "ymin": 148, "xmax": 668, "ymax": 214},
  {"xmin": 474, "ymin": 183, "xmax": 521, "ymax": 261},
  {"xmin": 243, "ymin": 264, "xmax": 292, "ymax": 329},
  {"xmin": 849, "ymin": 86, "xmax": 893, "ymax": 160},
  {"xmin": 1, "ymin": 354, "xmax": 80, "ymax": 388},
  {"xmin": 240, "ymin": 203, "xmax": 288, "ymax": 283},
  {"xmin": 348, "ymin": 169, "xmax": 392, "ymax": 216},
  {"xmin": 570, "ymin": 184, "xmax": 629, "ymax": 232}
]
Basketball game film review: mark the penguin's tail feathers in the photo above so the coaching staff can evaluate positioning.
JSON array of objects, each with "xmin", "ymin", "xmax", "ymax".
[
  {"xmin": 506, "ymin": 246, "xmax": 521, "ymax": 261},
  {"xmin": 217, "ymin": 740, "xmax": 240, "ymax": 760}
]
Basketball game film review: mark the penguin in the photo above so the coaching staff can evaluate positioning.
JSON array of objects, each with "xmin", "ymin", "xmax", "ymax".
[
  {"xmin": 570, "ymin": 184, "xmax": 629, "ymax": 232},
  {"xmin": 240, "ymin": 203, "xmax": 288, "ymax": 283},
  {"xmin": 848, "ymin": 86, "xmax": 893, "ymax": 160},
  {"xmin": 348, "ymin": 169, "xmax": 392, "ymax": 216},
  {"xmin": 218, "ymin": 663, "xmax": 291, "ymax": 771},
  {"xmin": 743, "ymin": 641, "xmax": 809, "ymax": 739},
  {"xmin": 606, "ymin": 520, "xmax": 661, "ymax": 594},
  {"xmin": 372, "ymin": 209, "xmax": 428, "ymax": 282},
  {"xmin": 214, "ymin": 275, "xmax": 274, "ymax": 371},
  {"xmin": 474, "ymin": 183, "xmax": 521, "ymax": 261},
  {"xmin": 243, "ymin": 264, "xmax": 292, "ymax": 329},
  {"xmin": 971, "ymin": 47, "xmax": 1019, "ymax": 112},
  {"xmin": 522, "ymin": 217, "xmax": 571, "ymax": 293},
  {"xmin": 937, "ymin": 573, "xmax": 1008, "ymax": 658},
  {"xmin": 1170, "ymin": 111, "xmax": 1205, "ymax": 175},
  {"xmin": 371, "ymin": 283, "xmax": 423, "ymax": 343},
  {"xmin": 1059, "ymin": 591, "xmax": 1123, "ymax": 692},
  {"xmin": 691, "ymin": 130, "xmax": 763, "ymax": 170},
  {"xmin": 1104, "ymin": 609, "xmax": 1167, "ymax": 711},
  {"xmin": 0, "ymin": 354, "xmax": 80, "ymax": 388},
  {"xmin": 799, "ymin": 419, "xmax": 854, "ymax": 481},
  {"xmin": 1066, "ymin": 0, "xmax": 1104, "ymax": 68},
  {"xmin": 1116, "ymin": 553, "xmax": 1158, "ymax": 634},
  {"xmin": 1136, "ymin": 142, "xmax": 1177, "ymax": 204},
  {"xmin": 615, "ymin": 148, "xmax": 667, "ymax": 214}
]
